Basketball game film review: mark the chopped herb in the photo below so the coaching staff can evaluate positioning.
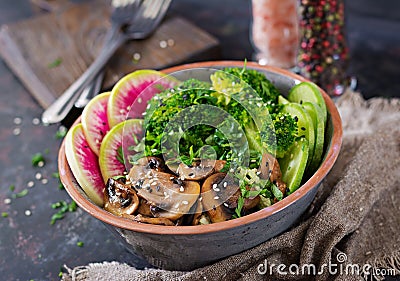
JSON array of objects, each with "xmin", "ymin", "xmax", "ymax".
[
  {"xmin": 44, "ymin": 148, "xmax": 50, "ymax": 154},
  {"xmin": 2, "ymin": 212, "xmax": 8, "ymax": 218},
  {"xmin": 55, "ymin": 126, "xmax": 67, "ymax": 139},
  {"xmin": 272, "ymin": 184, "xmax": 283, "ymax": 201},
  {"xmin": 50, "ymin": 200, "xmax": 78, "ymax": 225},
  {"xmin": 76, "ymin": 241, "xmax": 84, "ymax": 247},
  {"xmin": 32, "ymin": 152, "xmax": 45, "ymax": 167},
  {"xmin": 48, "ymin": 58, "xmax": 62, "ymax": 68},
  {"xmin": 12, "ymin": 188, "xmax": 29, "ymax": 199},
  {"xmin": 116, "ymin": 146, "xmax": 124, "ymax": 165},
  {"xmin": 9, "ymin": 185, "xmax": 15, "ymax": 192}
]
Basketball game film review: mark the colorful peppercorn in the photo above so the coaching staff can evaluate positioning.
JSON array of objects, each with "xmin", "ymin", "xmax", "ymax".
[{"xmin": 297, "ymin": 0, "xmax": 349, "ymax": 96}]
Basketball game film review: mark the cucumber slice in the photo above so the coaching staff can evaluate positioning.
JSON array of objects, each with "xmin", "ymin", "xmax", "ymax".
[
  {"xmin": 288, "ymin": 82, "xmax": 327, "ymax": 124},
  {"xmin": 302, "ymin": 102, "xmax": 325, "ymax": 174},
  {"xmin": 281, "ymin": 103, "xmax": 315, "ymax": 167},
  {"xmin": 279, "ymin": 137, "xmax": 309, "ymax": 194},
  {"xmin": 278, "ymin": 95, "xmax": 290, "ymax": 105}
]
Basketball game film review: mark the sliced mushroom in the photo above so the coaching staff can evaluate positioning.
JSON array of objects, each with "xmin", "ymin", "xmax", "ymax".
[
  {"xmin": 137, "ymin": 198, "xmax": 153, "ymax": 217},
  {"xmin": 177, "ymin": 159, "xmax": 227, "ymax": 181},
  {"xmin": 136, "ymin": 156, "xmax": 165, "ymax": 171},
  {"xmin": 128, "ymin": 166, "xmax": 200, "ymax": 220},
  {"xmin": 191, "ymin": 199, "xmax": 203, "ymax": 226},
  {"xmin": 124, "ymin": 214, "xmax": 175, "ymax": 226},
  {"xmin": 104, "ymin": 178, "xmax": 139, "ymax": 216},
  {"xmin": 226, "ymin": 188, "xmax": 260, "ymax": 210},
  {"xmin": 259, "ymin": 153, "xmax": 283, "ymax": 182},
  {"xmin": 201, "ymin": 173, "xmax": 237, "ymax": 223}
]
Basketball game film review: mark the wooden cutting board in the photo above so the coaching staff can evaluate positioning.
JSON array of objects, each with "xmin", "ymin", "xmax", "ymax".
[{"xmin": 0, "ymin": 1, "xmax": 220, "ymax": 109}]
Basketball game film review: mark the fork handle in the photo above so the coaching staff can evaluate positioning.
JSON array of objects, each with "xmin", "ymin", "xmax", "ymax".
[{"xmin": 41, "ymin": 35, "xmax": 125, "ymax": 124}]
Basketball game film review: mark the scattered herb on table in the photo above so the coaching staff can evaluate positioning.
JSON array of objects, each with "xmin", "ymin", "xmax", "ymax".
[
  {"xmin": 31, "ymin": 152, "xmax": 45, "ymax": 167},
  {"xmin": 2, "ymin": 212, "xmax": 8, "ymax": 218},
  {"xmin": 76, "ymin": 241, "xmax": 84, "ymax": 247},
  {"xmin": 50, "ymin": 200, "xmax": 78, "ymax": 225},
  {"xmin": 9, "ymin": 184, "xmax": 15, "ymax": 192},
  {"xmin": 55, "ymin": 126, "xmax": 67, "ymax": 139},
  {"xmin": 12, "ymin": 188, "xmax": 29, "ymax": 199},
  {"xmin": 48, "ymin": 58, "xmax": 62, "ymax": 68}
]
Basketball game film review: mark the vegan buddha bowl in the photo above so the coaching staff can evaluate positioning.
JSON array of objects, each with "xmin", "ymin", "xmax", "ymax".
[{"xmin": 58, "ymin": 61, "xmax": 342, "ymax": 270}]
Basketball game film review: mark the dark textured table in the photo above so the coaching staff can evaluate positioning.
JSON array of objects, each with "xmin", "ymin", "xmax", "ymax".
[{"xmin": 0, "ymin": 0, "xmax": 399, "ymax": 280}]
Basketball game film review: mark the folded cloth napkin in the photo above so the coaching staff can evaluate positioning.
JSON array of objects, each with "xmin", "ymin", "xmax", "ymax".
[{"xmin": 62, "ymin": 91, "xmax": 400, "ymax": 281}]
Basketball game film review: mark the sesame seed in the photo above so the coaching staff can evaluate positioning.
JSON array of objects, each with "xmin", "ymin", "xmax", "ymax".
[
  {"xmin": 167, "ymin": 39, "xmax": 175, "ymax": 47},
  {"xmin": 199, "ymin": 197, "xmax": 203, "ymax": 201},
  {"xmin": 132, "ymin": 52, "xmax": 141, "ymax": 61},
  {"xmin": 179, "ymin": 186, "xmax": 184, "ymax": 192},
  {"xmin": 37, "ymin": 161, "xmax": 45, "ymax": 167},
  {"xmin": 223, "ymin": 203, "xmax": 229, "ymax": 207},
  {"xmin": 212, "ymin": 184, "xmax": 218, "ymax": 189},
  {"xmin": 214, "ymin": 188, "xmax": 220, "ymax": 192},
  {"xmin": 223, "ymin": 182, "xmax": 227, "ymax": 187},
  {"xmin": 41, "ymin": 178, "xmax": 48, "ymax": 184},
  {"xmin": 32, "ymin": 118, "xmax": 40, "ymax": 125},
  {"xmin": 13, "ymin": 117, "xmax": 22, "ymax": 125},
  {"xmin": 119, "ymin": 109, "xmax": 125, "ymax": 114},
  {"xmin": 35, "ymin": 173, "xmax": 42, "ymax": 180},
  {"xmin": 4, "ymin": 198, "xmax": 11, "ymax": 205},
  {"xmin": 27, "ymin": 181, "xmax": 35, "ymax": 188},
  {"xmin": 214, "ymin": 196, "xmax": 220, "ymax": 200},
  {"xmin": 256, "ymin": 171, "xmax": 261, "ymax": 175},
  {"xmin": 13, "ymin": 128, "xmax": 21, "ymax": 136},
  {"xmin": 182, "ymin": 201, "xmax": 188, "ymax": 205},
  {"xmin": 159, "ymin": 40, "xmax": 167, "ymax": 48},
  {"xmin": 25, "ymin": 210, "xmax": 32, "ymax": 216},
  {"xmin": 174, "ymin": 203, "xmax": 180, "ymax": 209},
  {"xmin": 137, "ymin": 97, "xmax": 142, "ymax": 103},
  {"xmin": 151, "ymin": 182, "xmax": 158, "ymax": 186},
  {"xmin": 170, "ymin": 176, "xmax": 174, "ymax": 180}
]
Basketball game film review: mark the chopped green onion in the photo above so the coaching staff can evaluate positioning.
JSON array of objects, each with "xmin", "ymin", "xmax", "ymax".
[
  {"xmin": 12, "ymin": 188, "xmax": 28, "ymax": 199},
  {"xmin": 77, "ymin": 241, "xmax": 84, "ymax": 247},
  {"xmin": 31, "ymin": 153, "xmax": 45, "ymax": 167},
  {"xmin": 2, "ymin": 212, "xmax": 9, "ymax": 218},
  {"xmin": 48, "ymin": 58, "xmax": 62, "ymax": 68},
  {"xmin": 9, "ymin": 185, "xmax": 15, "ymax": 192}
]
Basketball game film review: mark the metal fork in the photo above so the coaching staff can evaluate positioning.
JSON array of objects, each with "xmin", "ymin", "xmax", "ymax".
[{"xmin": 41, "ymin": 0, "xmax": 172, "ymax": 124}]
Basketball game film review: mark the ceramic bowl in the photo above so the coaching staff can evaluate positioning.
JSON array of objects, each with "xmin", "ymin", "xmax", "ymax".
[{"xmin": 58, "ymin": 61, "xmax": 342, "ymax": 271}]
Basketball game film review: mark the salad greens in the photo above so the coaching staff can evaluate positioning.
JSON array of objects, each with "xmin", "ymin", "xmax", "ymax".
[{"xmin": 128, "ymin": 66, "xmax": 326, "ymax": 217}]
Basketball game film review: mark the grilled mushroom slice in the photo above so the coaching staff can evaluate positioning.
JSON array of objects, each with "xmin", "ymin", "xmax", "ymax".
[
  {"xmin": 259, "ymin": 153, "xmax": 283, "ymax": 182},
  {"xmin": 177, "ymin": 159, "xmax": 227, "ymax": 181},
  {"xmin": 128, "ymin": 166, "xmax": 200, "ymax": 220},
  {"xmin": 136, "ymin": 156, "xmax": 165, "ymax": 171},
  {"xmin": 104, "ymin": 178, "xmax": 139, "ymax": 216},
  {"xmin": 127, "ymin": 214, "xmax": 175, "ymax": 226},
  {"xmin": 201, "ymin": 173, "xmax": 238, "ymax": 223}
]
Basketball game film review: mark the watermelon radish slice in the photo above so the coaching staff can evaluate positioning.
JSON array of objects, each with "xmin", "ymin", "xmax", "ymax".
[
  {"xmin": 81, "ymin": 92, "xmax": 111, "ymax": 156},
  {"xmin": 99, "ymin": 119, "xmax": 144, "ymax": 183},
  {"xmin": 108, "ymin": 70, "xmax": 180, "ymax": 127},
  {"xmin": 65, "ymin": 124, "xmax": 104, "ymax": 206}
]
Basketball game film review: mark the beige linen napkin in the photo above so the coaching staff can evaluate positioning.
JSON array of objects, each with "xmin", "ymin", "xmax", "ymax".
[{"xmin": 62, "ymin": 91, "xmax": 400, "ymax": 281}]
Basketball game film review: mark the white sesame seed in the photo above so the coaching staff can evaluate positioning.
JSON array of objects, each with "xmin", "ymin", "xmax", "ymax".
[
  {"xmin": 212, "ymin": 184, "xmax": 218, "ymax": 189},
  {"xmin": 223, "ymin": 182, "xmax": 227, "ymax": 187},
  {"xmin": 170, "ymin": 176, "xmax": 174, "ymax": 180},
  {"xmin": 151, "ymin": 182, "xmax": 157, "ymax": 186},
  {"xmin": 199, "ymin": 197, "xmax": 203, "ymax": 201},
  {"xmin": 256, "ymin": 171, "xmax": 261, "ymax": 175},
  {"xmin": 174, "ymin": 202, "xmax": 180, "ymax": 209},
  {"xmin": 214, "ymin": 188, "xmax": 220, "ymax": 192},
  {"xmin": 137, "ymin": 97, "xmax": 142, "ymax": 103},
  {"xmin": 180, "ymin": 176, "xmax": 185, "ymax": 181},
  {"xmin": 37, "ymin": 161, "xmax": 45, "ymax": 167},
  {"xmin": 167, "ymin": 39, "xmax": 175, "ymax": 47},
  {"xmin": 182, "ymin": 201, "xmax": 188, "ymax": 205},
  {"xmin": 35, "ymin": 173, "xmax": 42, "ymax": 180},
  {"xmin": 119, "ymin": 109, "xmax": 125, "ymax": 114},
  {"xmin": 32, "ymin": 118, "xmax": 40, "ymax": 125},
  {"xmin": 159, "ymin": 40, "xmax": 167, "ymax": 48},
  {"xmin": 27, "ymin": 181, "xmax": 35, "ymax": 188},
  {"xmin": 13, "ymin": 117, "xmax": 22, "ymax": 125},
  {"xmin": 214, "ymin": 196, "xmax": 220, "ymax": 200},
  {"xmin": 132, "ymin": 52, "xmax": 141, "ymax": 61},
  {"xmin": 41, "ymin": 178, "xmax": 48, "ymax": 184},
  {"xmin": 223, "ymin": 203, "xmax": 229, "ymax": 207},
  {"xmin": 179, "ymin": 186, "xmax": 184, "ymax": 192},
  {"xmin": 25, "ymin": 210, "xmax": 32, "ymax": 216},
  {"xmin": 13, "ymin": 128, "xmax": 21, "ymax": 135},
  {"xmin": 4, "ymin": 198, "xmax": 11, "ymax": 205}
]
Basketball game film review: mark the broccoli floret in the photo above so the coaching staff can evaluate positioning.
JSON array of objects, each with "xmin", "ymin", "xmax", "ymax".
[
  {"xmin": 260, "ymin": 112, "xmax": 298, "ymax": 158},
  {"xmin": 211, "ymin": 67, "xmax": 281, "ymax": 113}
]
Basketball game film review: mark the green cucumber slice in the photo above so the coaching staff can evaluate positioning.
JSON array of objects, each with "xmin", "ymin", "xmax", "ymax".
[
  {"xmin": 278, "ymin": 95, "xmax": 290, "ymax": 105},
  {"xmin": 281, "ymin": 103, "xmax": 315, "ymax": 167},
  {"xmin": 288, "ymin": 82, "xmax": 327, "ymax": 124},
  {"xmin": 302, "ymin": 102, "xmax": 325, "ymax": 174},
  {"xmin": 279, "ymin": 137, "xmax": 309, "ymax": 194}
]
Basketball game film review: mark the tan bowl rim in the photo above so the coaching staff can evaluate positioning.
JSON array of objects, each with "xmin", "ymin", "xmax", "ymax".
[{"xmin": 58, "ymin": 60, "xmax": 343, "ymax": 235}]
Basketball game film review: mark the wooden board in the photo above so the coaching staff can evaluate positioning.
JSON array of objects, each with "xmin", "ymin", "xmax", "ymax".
[{"xmin": 0, "ymin": 1, "xmax": 220, "ymax": 109}]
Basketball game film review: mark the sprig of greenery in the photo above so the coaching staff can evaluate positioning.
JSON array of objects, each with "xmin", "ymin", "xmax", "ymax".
[{"xmin": 50, "ymin": 200, "xmax": 77, "ymax": 225}]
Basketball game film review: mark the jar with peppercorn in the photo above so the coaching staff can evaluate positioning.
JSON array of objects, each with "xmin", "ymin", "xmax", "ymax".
[{"xmin": 297, "ymin": 0, "xmax": 350, "ymax": 96}]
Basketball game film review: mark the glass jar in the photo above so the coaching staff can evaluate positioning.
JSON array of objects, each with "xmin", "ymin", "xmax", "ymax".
[
  {"xmin": 250, "ymin": 0, "xmax": 299, "ymax": 69},
  {"xmin": 297, "ymin": 0, "xmax": 349, "ymax": 96}
]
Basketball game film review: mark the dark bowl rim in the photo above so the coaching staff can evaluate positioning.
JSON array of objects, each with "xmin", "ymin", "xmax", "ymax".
[{"xmin": 58, "ymin": 60, "xmax": 343, "ymax": 235}]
